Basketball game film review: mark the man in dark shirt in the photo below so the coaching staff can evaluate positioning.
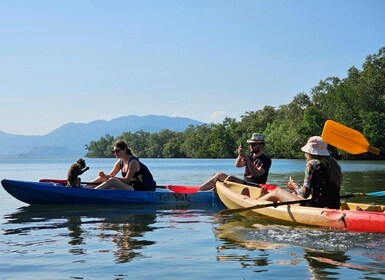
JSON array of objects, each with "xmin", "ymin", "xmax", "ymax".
[
  {"xmin": 236, "ymin": 133, "xmax": 272, "ymax": 185},
  {"xmin": 199, "ymin": 133, "xmax": 272, "ymax": 190}
]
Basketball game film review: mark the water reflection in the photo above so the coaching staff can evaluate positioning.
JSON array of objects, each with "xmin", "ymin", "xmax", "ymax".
[
  {"xmin": 214, "ymin": 214, "xmax": 385, "ymax": 278},
  {"xmin": 303, "ymin": 249, "xmax": 351, "ymax": 280},
  {"xmin": 2, "ymin": 204, "xmax": 159, "ymax": 263},
  {"xmin": 67, "ymin": 216, "xmax": 84, "ymax": 246},
  {"xmin": 97, "ymin": 213, "xmax": 156, "ymax": 263}
]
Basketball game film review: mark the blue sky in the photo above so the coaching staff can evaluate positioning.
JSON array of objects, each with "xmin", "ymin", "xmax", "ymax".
[{"xmin": 1, "ymin": 0, "xmax": 384, "ymax": 135}]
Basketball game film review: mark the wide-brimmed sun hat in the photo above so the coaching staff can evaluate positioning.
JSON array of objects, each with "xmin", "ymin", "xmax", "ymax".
[
  {"xmin": 246, "ymin": 133, "xmax": 266, "ymax": 143},
  {"xmin": 301, "ymin": 136, "xmax": 330, "ymax": 156}
]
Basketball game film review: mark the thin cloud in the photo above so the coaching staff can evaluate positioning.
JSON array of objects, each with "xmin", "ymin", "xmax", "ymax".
[
  {"xmin": 171, "ymin": 112, "xmax": 191, "ymax": 118},
  {"xmin": 207, "ymin": 111, "xmax": 227, "ymax": 123}
]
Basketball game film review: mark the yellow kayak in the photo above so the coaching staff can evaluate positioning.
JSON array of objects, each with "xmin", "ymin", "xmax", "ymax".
[{"xmin": 216, "ymin": 180, "xmax": 385, "ymax": 233}]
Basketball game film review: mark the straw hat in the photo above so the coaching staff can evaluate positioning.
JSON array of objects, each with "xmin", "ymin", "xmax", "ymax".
[
  {"xmin": 246, "ymin": 133, "xmax": 266, "ymax": 143},
  {"xmin": 301, "ymin": 136, "xmax": 330, "ymax": 156}
]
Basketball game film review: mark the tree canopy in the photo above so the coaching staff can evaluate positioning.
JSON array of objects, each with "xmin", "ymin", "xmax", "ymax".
[{"xmin": 86, "ymin": 47, "xmax": 385, "ymax": 159}]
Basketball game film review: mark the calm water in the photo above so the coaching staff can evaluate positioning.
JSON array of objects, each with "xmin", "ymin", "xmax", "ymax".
[{"xmin": 1, "ymin": 158, "xmax": 385, "ymax": 279}]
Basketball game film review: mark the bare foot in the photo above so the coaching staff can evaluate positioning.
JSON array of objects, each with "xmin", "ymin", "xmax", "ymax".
[
  {"xmin": 241, "ymin": 187, "xmax": 250, "ymax": 197},
  {"xmin": 256, "ymin": 186, "xmax": 268, "ymax": 199}
]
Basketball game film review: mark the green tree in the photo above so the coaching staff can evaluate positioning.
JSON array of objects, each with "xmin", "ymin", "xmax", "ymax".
[
  {"xmin": 120, "ymin": 130, "xmax": 151, "ymax": 157},
  {"xmin": 180, "ymin": 124, "xmax": 212, "ymax": 158},
  {"xmin": 84, "ymin": 47, "xmax": 385, "ymax": 160},
  {"xmin": 85, "ymin": 134, "xmax": 115, "ymax": 158},
  {"xmin": 238, "ymin": 106, "xmax": 277, "ymax": 141},
  {"xmin": 162, "ymin": 131, "xmax": 185, "ymax": 158}
]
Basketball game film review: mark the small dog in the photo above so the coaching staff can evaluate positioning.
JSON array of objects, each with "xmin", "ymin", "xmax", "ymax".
[{"xmin": 66, "ymin": 158, "xmax": 89, "ymax": 187}]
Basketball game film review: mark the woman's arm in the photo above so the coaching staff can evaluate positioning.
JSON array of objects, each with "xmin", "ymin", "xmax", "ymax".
[
  {"xmin": 99, "ymin": 160, "xmax": 121, "ymax": 179},
  {"xmin": 121, "ymin": 159, "xmax": 140, "ymax": 183},
  {"xmin": 109, "ymin": 160, "xmax": 122, "ymax": 176},
  {"xmin": 289, "ymin": 160, "xmax": 319, "ymax": 198}
]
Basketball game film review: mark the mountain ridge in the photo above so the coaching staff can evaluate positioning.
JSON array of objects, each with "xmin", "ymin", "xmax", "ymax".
[{"xmin": 0, "ymin": 115, "xmax": 203, "ymax": 157}]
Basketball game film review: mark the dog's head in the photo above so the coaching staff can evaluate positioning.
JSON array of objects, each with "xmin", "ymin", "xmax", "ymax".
[{"xmin": 76, "ymin": 158, "xmax": 86, "ymax": 169}]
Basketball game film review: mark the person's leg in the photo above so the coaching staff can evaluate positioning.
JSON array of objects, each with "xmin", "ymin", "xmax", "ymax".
[
  {"xmin": 241, "ymin": 185, "xmax": 268, "ymax": 198},
  {"xmin": 257, "ymin": 187, "xmax": 302, "ymax": 203},
  {"xmin": 95, "ymin": 178, "xmax": 134, "ymax": 191},
  {"xmin": 224, "ymin": 175, "xmax": 244, "ymax": 183},
  {"xmin": 83, "ymin": 176, "xmax": 107, "ymax": 189},
  {"xmin": 199, "ymin": 173, "xmax": 229, "ymax": 190},
  {"xmin": 256, "ymin": 186, "xmax": 268, "ymax": 198}
]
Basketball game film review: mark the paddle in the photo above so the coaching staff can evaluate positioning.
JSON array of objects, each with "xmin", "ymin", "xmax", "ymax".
[
  {"xmin": 39, "ymin": 179, "xmax": 201, "ymax": 194},
  {"xmin": 344, "ymin": 191, "xmax": 385, "ymax": 197},
  {"xmin": 219, "ymin": 192, "xmax": 384, "ymax": 214},
  {"xmin": 321, "ymin": 120, "xmax": 385, "ymax": 156},
  {"xmin": 219, "ymin": 198, "xmax": 312, "ymax": 214}
]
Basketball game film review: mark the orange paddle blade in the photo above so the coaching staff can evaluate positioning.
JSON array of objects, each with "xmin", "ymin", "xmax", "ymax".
[{"xmin": 321, "ymin": 120, "xmax": 380, "ymax": 155}]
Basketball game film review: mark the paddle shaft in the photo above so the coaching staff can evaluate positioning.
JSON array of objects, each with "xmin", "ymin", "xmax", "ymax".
[
  {"xmin": 42, "ymin": 179, "xmax": 179, "ymax": 187},
  {"xmin": 220, "ymin": 193, "xmax": 357, "ymax": 214},
  {"xmin": 219, "ymin": 198, "xmax": 310, "ymax": 214},
  {"xmin": 72, "ymin": 181, "xmax": 189, "ymax": 190},
  {"xmin": 80, "ymin": 182, "xmax": 176, "ymax": 190},
  {"xmin": 40, "ymin": 179, "xmax": 200, "ymax": 193}
]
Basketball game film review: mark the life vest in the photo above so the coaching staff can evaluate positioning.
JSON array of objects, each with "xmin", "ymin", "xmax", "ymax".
[
  {"xmin": 121, "ymin": 157, "xmax": 156, "ymax": 191},
  {"xmin": 309, "ymin": 163, "xmax": 340, "ymax": 209}
]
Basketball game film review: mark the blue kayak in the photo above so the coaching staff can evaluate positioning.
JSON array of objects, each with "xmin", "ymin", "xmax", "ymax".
[{"xmin": 1, "ymin": 179, "xmax": 223, "ymax": 209}]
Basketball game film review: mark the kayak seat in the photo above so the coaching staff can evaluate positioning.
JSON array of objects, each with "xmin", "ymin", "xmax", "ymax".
[
  {"xmin": 340, "ymin": 202, "xmax": 350, "ymax": 210},
  {"xmin": 341, "ymin": 202, "xmax": 384, "ymax": 212},
  {"xmin": 363, "ymin": 205, "xmax": 384, "ymax": 212}
]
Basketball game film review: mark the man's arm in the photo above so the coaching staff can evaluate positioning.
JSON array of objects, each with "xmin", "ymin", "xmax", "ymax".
[
  {"xmin": 244, "ymin": 157, "xmax": 266, "ymax": 177},
  {"xmin": 235, "ymin": 143, "xmax": 246, "ymax": 167},
  {"xmin": 235, "ymin": 155, "xmax": 246, "ymax": 167}
]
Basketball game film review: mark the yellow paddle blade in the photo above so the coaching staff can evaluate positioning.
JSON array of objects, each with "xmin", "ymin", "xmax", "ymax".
[{"xmin": 321, "ymin": 120, "xmax": 380, "ymax": 155}]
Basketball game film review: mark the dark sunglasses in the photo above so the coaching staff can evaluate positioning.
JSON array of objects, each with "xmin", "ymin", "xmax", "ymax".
[
  {"xmin": 249, "ymin": 143, "xmax": 261, "ymax": 147},
  {"xmin": 112, "ymin": 149, "xmax": 121, "ymax": 154}
]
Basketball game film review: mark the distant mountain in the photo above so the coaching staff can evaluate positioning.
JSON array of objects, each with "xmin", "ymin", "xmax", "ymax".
[{"xmin": 0, "ymin": 115, "xmax": 203, "ymax": 158}]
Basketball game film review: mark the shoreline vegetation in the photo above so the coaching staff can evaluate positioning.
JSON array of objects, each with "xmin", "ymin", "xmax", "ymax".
[{"xmin": 86, "ymin": 47, "xmax": 385, "ymax": 161}]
